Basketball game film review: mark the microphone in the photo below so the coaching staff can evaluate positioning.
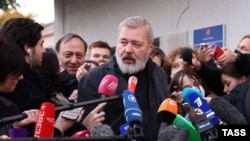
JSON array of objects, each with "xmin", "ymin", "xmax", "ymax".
[
  {"xmin": 157, "ymin": 98, "xmax": 201, "ymax": 141},
  {"xmin": 98, "ymin": 74, "xmax": 118, "ymax": 98},
  {"xmin": 71, "ymin": 130, "xmax": 90, "ymax": 137},
  {"xmin": 0, "ymin": 113, "xmax": 27, "ymax": 125},
  {"xmin": 122, "ymin": 90, "xmax": 145, "ymax": 140},
  {"xmin": 172, "ymin": 114, "xmax": 202, "ymax": 141},
  {"xmin": 209, "ymin": 96, "xmax": 247, "ymax": 125},
  {"xmin": 157, "ymin": 98, "xmax": 178, "ymax": 141},
  {"xmin": 127, "ymin": 76, "xmax": 138, "ymax": 93},
  {"xmin": 180, "ymin": 48, "xmax": 193, "ymax": 64},
  {"xmin": 158, "ymin": 98, "xmax": 178, "ymax": 115},
  {"xmin": 34, "ymin": 102, "xmax": 55, "ymax": 138},
  {"xmin": 157, "ymin": 98, "xmax": 178, "ymax": 128},
  {"xmin": 157, "ymin": 124, "xmax": 179, "ymax": 141},
  {"xmin": 171, "ymin": 128, "xmax": 190, "ymax": 141},
  {"xmin": 188, "ymin": 108, "xmax": 218, "ymax": 141},
  {"xmin": 182, "ymin": 87, "xmax": 220, "ymax": 126},
  {"xmin": 63, "ymin": 75, "xmax": 118, "ymax": 121},
  {"xmin": 90, "ymin": 124, "xmax": 114, "ymax": 136},
  {"xmin": 119, "ymin": 123, "xmax": 129, "ymax": 136}
]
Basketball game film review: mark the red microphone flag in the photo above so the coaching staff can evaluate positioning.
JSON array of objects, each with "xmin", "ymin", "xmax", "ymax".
[
  {"xmin": 34, "ymin": 102, "xmax": 55, "ymax": 138},
  {"xmin": 127, "ymin": 76, "xmax": 138, "ymax": 93}
]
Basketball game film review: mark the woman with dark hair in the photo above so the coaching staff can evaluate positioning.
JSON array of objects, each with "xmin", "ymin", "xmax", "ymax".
[
  {"xmin": 169, "ymin": 68, "xmax": 215, "ymax": 108},
  {"xmin": 36, "ymin": 48, "xmax": 70, "ymax": 106},
  {"xmin": 0, "ymin": 40, "xmax": 24, "ymax": 92},
  {"xmin": 216, "ymin": 62, "xmax": 250, "ymax": 124},
  {"xmin": 220, "ymin": 62, "xmax": 247, "ymax": 94},
  {"xmin": 37, "ymin": 49, "xmax": 60, "ymax": 97},
  {"xmin": 0, "ymin": 38, "xmax": 25, "ymax": 116},
  {"xmin": 0, "ymin": 38, "xmax": 40, "ymax": 138},
  {"xmin": 150, "ymin": 46, "xmax": 165, "ymax": 68}
]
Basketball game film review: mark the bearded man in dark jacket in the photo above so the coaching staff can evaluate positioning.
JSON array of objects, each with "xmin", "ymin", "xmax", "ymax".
[{"xmin": 77, "ymin": 16, "xmax": 170, "ymax": 140}]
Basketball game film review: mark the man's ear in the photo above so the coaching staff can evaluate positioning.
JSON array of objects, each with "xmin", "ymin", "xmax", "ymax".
[
  {"xmin": 24, "ymin": 44, "xmax": 31, "ymax": 55},
  {"xmin": 150, "ymin": 43, "xmax": 154, "ymax": 48},
  {"xmin": 149, "ymin": 41, "xmax": 154, "ymax": 49},
  {"xmin": 148, "ymin": 43, "xmax": 154, "ymax": 53}
]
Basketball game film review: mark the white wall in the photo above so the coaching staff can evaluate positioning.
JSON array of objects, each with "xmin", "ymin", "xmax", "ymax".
[
  {"xmin": 54, "ymin": 0, "xmax": 250, "ymax": 54},
  {"xmin": 42, "ymin": 22, "xmax": 54, "ymax": 48}
]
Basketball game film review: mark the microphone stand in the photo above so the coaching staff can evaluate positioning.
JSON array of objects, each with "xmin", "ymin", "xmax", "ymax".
[
  {"xmin": 0, "ymin": 95, "xmax": 122, "ymax": 126},
  {"xmin": 126, "ymin": 123, "xmax": 145, "ymax": 141},
  {"xmin": 56, "ymin": 95, "xmax": 121, "ymax": 112}
]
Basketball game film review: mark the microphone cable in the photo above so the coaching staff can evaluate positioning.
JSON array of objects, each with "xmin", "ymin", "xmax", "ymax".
[{"xmin": 109, "ymin": 112, "xmax": 124, "ymax": 128}]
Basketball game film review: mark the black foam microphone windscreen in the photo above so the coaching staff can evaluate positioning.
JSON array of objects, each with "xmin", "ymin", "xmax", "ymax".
[
  {"xmin": 90, "ymin": 124, "xmax": 114, "ymax": 136},
  {"xmin": 180, "ymin": 48, "xmax": 193, "ymax": 64},
  {"xmin": 209, "ymin": 96, "xmax": 247, "ymax": 125},
  {"xmin": 157, "ymin": 124, "xmax": 179, "ymax": 141},
  {"xmin": 171, "ymin": 128, "xmax": 189, "ymax": 141},
  {"xmin": 188, "ymin": 108, "xmax": 218, "ymax": 141}
]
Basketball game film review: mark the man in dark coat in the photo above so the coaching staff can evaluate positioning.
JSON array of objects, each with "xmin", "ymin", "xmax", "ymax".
[{"xmin": 78, "ymin": 16, "xmax": 170, "ymax": 140}]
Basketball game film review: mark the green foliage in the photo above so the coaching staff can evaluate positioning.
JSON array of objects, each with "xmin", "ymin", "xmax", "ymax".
[
  {"xmin": 0, "ymin": 0, "xmax": 20, "ymax": 10},
  {"xmin": 0, "ymin": 9, "xmax": 37, "ymax": 26},
  {"xmin": 0, "ymin": 0, "xmax": 37, "ymax": 26}
]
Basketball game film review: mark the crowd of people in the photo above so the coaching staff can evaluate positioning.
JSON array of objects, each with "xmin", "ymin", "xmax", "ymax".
[{"xmin": 0, "ymin": 16, "xmax": 250, "ymax": 141}]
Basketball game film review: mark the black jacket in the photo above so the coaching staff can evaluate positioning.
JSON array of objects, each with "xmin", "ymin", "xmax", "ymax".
[
  {"xmin": 77, "ymin": 56, "xmax": 170, "ymax": 140},
  {"xmin": 197, "ymin": 62, "xmax": 226, "ymax": 96},
  {"xmin": 0, "ymin": 95, "xmax": 21, "ymax": 135},
  {"xmin": 58, "ymin": 70, "xmax": 78, "ymax": 98},
  {"xmin": 3, "ymin": 63, "xmax": 46, "ymax": 111},
  {"xmin": 2, "ymin": 63, "xmax": 46, "ymax": 136},
  {"xmin": 222, "ymin": 75, "xmax": 250, "ymax": 124}
]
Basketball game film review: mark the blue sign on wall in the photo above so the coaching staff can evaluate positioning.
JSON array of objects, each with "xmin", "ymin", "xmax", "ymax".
[{"xmin": 193, "ymin": 24, "xmax": 225, "ymax": 49}]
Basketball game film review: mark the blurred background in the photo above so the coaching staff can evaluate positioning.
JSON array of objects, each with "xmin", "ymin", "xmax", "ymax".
[
  {"xmin": 1, "ymin": 0, "xmax": 250, "ymax": 53},
  {"xmin": 0, "ymin": 0, "xmax": 54, "ymax": 48}
]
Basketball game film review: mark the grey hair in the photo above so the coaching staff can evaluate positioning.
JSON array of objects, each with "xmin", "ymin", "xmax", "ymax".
[{"xmin": 118, "ymin": 16, "xmax": 154, "ymax": 43}]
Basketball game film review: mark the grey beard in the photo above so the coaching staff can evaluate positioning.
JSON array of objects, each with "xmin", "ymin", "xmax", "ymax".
[{"xmin": 116, "ymin": 55, "xmax": 148, "ymax": 74}]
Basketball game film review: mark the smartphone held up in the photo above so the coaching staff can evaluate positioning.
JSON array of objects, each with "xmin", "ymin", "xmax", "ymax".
[{"xmin": 213, "ymin": 45, "xmax": 224, "ymax": 60}]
